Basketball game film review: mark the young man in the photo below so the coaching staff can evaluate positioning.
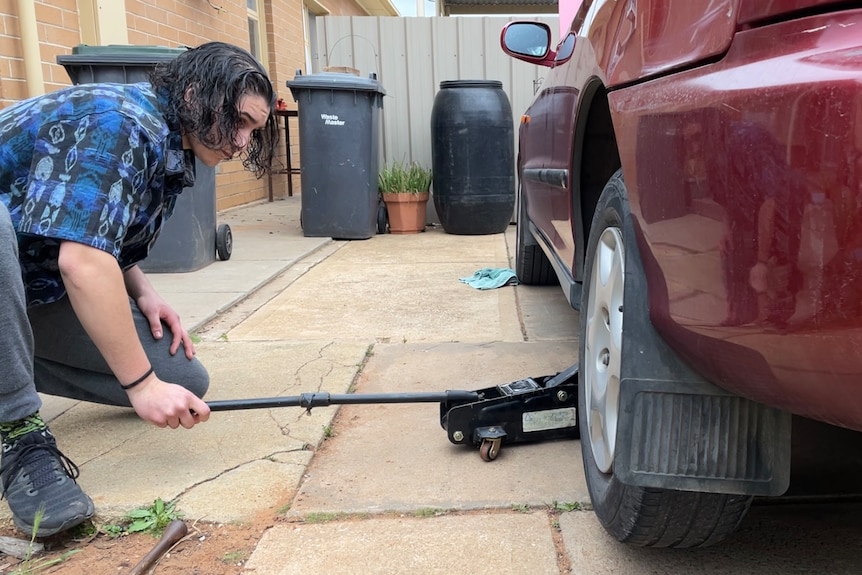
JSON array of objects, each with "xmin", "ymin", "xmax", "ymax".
[{"xmin": 0, "ymin": 41, "xmax": 278, "ymax": 536}]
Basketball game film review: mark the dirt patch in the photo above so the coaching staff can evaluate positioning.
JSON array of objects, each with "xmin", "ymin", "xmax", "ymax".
[{"xmin": 0, "ymin": 513, "xmax": 275, "ymax": 575}]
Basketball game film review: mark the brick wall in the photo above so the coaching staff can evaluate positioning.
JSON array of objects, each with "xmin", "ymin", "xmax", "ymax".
[{"xmin": 0, "ymin": 0, "xmax": 81, "ymax": 106}]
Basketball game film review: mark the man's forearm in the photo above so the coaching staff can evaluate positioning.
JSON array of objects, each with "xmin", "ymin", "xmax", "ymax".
[
  {"xmin": 123, "ymin": 264, "xmax": 157, "ymax": 301},
  {"xmin": 59, "ymin": 242, "xmax": 152, "ymax": 386}
]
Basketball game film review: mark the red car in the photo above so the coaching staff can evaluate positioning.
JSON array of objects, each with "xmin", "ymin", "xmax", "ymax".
[{"xmin": 502, "ymin": 0, "xmax": 862, "ymax": 548}]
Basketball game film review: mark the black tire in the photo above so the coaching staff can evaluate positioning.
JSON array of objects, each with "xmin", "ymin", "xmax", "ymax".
[
  {"xmin": 216, "ymin": 223, "xmax": 233, "ymax": 261},
  {"xmin": 514, "ymin": 183, "xmax": 555, "ymax": 284},
  {"xmin": 578, "ymin": 169, "xmax": 752, "ymax": 548},
  {"xmin": 377, "ymin": 201, "xmax": 388, "ymax": 234}
]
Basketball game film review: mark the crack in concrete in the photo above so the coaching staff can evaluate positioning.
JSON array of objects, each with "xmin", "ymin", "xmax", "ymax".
[
  {"xmin": 513, "ymin": 284, "xmax": 530, "ymax": 342},
  {"xmin": 77, "ymin": 433, "xmax": 154, "ymax": 467},
  {"xmin": 350, "ymin": 343, "xmax": 375, "ymax": 392},
  {"xmin": 290, "ymin": 341, "xmax": 337, "ymax": 393},
  {"xmin": 503, "ymin": 231, "xmax": 531, "ymax": 343},
  {"xmin": 286, "ymin": 341, "xmax": 340, "ymax": 425},
  {"xmin": 194, "ymin": 242, "xmax": 347, "ymax": 340},
  {"xmin": 176, "ymin": 448, "xmax": 311, "ymax": 498}
]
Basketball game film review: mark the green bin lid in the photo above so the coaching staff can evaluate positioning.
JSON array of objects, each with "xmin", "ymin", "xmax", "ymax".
[
  {"xmin": 57, "ymin": 44, "xmax": 188, "ymax": 65},
  {"xmin": 287, "ymin": 72, "xmax": 385, "ymax": 95}
]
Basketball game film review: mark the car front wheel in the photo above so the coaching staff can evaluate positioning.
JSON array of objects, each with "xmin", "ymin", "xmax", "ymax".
[{"xmin": 578, "ymin": 169, "xmax": 752, "ymax": 548}]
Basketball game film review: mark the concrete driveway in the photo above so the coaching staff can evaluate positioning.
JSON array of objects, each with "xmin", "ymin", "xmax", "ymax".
[{"xmin": 27, "ymin": 198, "xmax": 862, "ymax": 574}]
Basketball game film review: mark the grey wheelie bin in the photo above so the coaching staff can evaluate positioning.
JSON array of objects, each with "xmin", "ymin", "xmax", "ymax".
[
  {"xmin": 287, "ymin": 71, "xmax": 385, "ymax": 240},
  {"xmin": 57, "ymin": 45, "xmax": 230, "ymax": 272}
]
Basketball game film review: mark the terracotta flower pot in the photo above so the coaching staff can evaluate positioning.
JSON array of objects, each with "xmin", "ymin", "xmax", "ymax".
[{"xmin": 382, "ymin": 191, "xmax": 430, "ymax": 234}]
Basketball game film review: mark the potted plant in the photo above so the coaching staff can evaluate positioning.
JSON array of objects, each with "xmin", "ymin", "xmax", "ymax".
[{"xmin": 378, "ymin": 161, "xmax": 432, "ymax": 234}]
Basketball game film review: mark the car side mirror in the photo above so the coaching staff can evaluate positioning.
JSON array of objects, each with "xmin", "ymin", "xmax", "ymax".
[{"xmin": 500, "ymin": 22, "xmax": 556, "ymax": 67}]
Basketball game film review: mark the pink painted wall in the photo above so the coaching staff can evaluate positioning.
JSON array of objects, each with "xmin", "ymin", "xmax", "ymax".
[{"xmin": 558, "ymin": 0, "xmax": 583, "ymax": 38}]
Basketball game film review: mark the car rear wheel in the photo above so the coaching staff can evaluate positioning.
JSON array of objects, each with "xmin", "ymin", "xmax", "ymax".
[
  {"xmin": 579, "ymin": 169, "xmax": 752, "ymax": 548},
  {"xmin": 514, "ymin": 183, "xmax": 555, "ymax": 285}
]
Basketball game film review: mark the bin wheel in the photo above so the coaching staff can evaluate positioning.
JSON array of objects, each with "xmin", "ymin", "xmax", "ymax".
[
  {"xmin": 216, "ymin": 223, "xmax": 233, "ymax": 261},
  {"xmin": 377, "ymin": 202, "xmax": 388, "ymax": 234},
  {"xmin": 479, "ymin": 438, "xmax": 501, "ymax": 462}
]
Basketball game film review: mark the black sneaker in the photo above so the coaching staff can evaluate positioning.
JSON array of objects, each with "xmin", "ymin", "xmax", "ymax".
[{"xmin": 0, "ymin": 428, "xmax": 94, "ymax": 536}]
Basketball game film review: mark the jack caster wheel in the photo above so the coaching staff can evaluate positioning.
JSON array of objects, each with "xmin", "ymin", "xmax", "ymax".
[{"xmin": 479, "ymin": 438, "xmax": 501, "ymax": 462}]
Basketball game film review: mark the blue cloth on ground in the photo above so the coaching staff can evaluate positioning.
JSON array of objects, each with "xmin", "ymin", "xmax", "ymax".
[{"xmin": 459, "ymin": 267, "xmax": 519, "ymax": 290}]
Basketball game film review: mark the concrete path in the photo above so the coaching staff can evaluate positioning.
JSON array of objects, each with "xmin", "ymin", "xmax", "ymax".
[{"xmin": 19, "ymin": 197, "xmax": 862, "ymax": 574}]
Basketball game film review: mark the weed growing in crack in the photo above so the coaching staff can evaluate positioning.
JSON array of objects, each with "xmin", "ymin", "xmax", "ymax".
[
  {"xmin": 551, "ymin": 501, "xmax": 581, "ymax": 512},
  {"xmin": 413, "ymin": 508, "xmax": 443, "ymax": 518},
  {"xmin": 222, "ymin": 550, "xmax": 249, "ymax": 565},
  {"xmin": 303, "ymin": 512, "xmax": 345, "ymax": 524},
  {"xmin": 102, "ymin": 498, "xmax": 183, "ymax": 538}
]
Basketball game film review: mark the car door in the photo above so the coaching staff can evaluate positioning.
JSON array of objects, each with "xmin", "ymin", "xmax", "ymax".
[{"xmin": 517, "ymin": 3, "xmax": 586, "ymax": 276}]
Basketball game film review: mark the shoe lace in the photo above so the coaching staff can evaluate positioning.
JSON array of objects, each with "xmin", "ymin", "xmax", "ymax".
[{"xmin": 0, "ymin": 441, "xmax": 81, "ymax": 496}]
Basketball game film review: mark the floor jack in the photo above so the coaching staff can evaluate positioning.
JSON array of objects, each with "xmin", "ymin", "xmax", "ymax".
[{"xmin": 207, "ymin": 363, "xmax": 580, "ymax": 461}]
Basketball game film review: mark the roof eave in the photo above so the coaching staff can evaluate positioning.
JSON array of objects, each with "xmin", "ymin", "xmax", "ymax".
[{"xmin": 356, "ymin": 0, "xmax": 401, "ymax": 16}]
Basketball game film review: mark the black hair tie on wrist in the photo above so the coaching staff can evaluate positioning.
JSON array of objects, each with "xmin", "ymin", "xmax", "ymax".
[{"xmin": 121, "ymin": 367, "xmax": 154, "ymax": 390}]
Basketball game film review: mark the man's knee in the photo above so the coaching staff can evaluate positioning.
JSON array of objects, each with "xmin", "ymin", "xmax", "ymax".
[
  {"xmin": 182, "ymin": 359, "xmax": 209, "ymax": 399},
  {"xmin": 153, "ymin": 353, "xmax": 210, "ymax": 399}
]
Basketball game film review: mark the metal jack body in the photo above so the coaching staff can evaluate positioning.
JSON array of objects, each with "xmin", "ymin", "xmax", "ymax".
[{"xmin": 439, "ymin": 363, "xmax": 579, "ymax": 460}]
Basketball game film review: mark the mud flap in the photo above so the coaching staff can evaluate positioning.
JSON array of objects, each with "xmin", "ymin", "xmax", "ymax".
[
  {"xmin": 614, "ymin": 217, "xmax": 791, "ymax": 496},
  {"xmin": 614, "ymin": 377, "xmax": 791, "ymax": 496}
]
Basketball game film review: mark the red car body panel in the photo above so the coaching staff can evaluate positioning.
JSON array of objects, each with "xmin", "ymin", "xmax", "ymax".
[
  {"xmin": 520, "ymin": 0, "xmax": 739, "ymax": 282},
  {"xmin": 519, "ymin": 85, "xmax": 579, "ymax": 268},
  {"xmin": 517, "ymin": 2, "xmax": 862, "ymax": 429},
  {"xmin": 589, "ymin": 0, "xmax": 736, "ymax": 85},
  {"xmin": 616, "ymin": 10, "xmax": 862, "ymax": 429}
]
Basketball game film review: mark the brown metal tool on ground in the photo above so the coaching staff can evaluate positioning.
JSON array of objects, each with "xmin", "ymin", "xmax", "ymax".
[{"xmin": 128, "ymin": 519, "xmax": 188, "ymax": 575}]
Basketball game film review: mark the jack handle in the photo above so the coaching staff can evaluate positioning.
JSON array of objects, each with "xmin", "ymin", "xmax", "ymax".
[
  {"xmin": 206, "ymin": 390, "xmax": 481, "ymax": 413},
  {"xmin": 544, "ymin": 363, "xmax": 579, "ymax": 389}
]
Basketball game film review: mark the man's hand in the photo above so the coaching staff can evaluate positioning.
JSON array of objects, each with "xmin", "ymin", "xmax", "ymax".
[
  {"xmin": 136, "ymin": 291, "xmax": 195, "ymax": 360},
  {"xmin": 126, "ymin": 374, "xmax": 211, "ymax": 429},
  {"xmin": 125, "ymin": 266, "xmax": 195, "ymax": 360}
]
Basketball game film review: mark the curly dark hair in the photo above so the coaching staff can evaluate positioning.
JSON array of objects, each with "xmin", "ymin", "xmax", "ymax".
[{"xmin": 149, "ymin": 42, "xmax": 279, "ymax": 178}]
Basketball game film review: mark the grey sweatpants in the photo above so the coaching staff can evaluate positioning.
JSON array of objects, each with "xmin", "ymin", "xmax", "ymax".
[{"xmin": 0, "ymin": 202, "xmax": 209, "ymax": 423}]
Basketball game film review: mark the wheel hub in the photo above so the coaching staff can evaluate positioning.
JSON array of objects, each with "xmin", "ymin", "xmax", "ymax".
[{"xmin": 584, "ymin": 226, "xmax": 624, "ymax": 474}]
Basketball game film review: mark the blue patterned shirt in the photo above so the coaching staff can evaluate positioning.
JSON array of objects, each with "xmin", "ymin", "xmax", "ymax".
[{"xmin": 0, "ymin": 83, "xmax": 193, "ymax": 306}]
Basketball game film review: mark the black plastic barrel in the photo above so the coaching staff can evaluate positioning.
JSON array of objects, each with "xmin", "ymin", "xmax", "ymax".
[{"xmin": 431, "ymin": 80, "xmax": 515, "ymax": 235}]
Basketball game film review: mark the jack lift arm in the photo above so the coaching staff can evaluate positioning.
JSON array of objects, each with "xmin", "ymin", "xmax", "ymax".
[{"xmin": 207, "ymin": 363, "xmax": 580, "ymax": 461}]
